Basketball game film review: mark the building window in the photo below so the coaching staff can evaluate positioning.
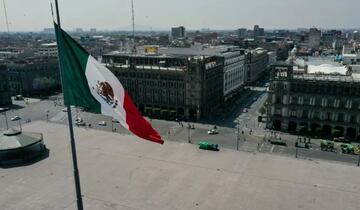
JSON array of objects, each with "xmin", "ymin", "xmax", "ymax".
[
  {"xmin": 326, "ymin": 112, "xmax": 331, "ymax": 120},
  {"xmin": 338, "ymin": 113, "xmax": 344, "ymax": 122},
  {"xmin": 302, "ymin": 110, "xmax": 308, "ymax": 119},
  {"xmin": 351, "ymin": 115, "xmax": 358, "ymax": 123},
  {"xmin": 346, "ymin": 100, "xmax": 352, "ymax": 109},
  {"xmin": 275, "ymin": 108, "xmax": 281, "ymax": 116}
]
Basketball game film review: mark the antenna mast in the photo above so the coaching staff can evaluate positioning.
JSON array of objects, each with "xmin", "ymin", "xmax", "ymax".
[
  {"xmin": 2, "ymin": 0, "xmax": 10, "ymax": 33},
  {"xmin": 131, "ymin": 0, "xmax": 136, "ymax": 54}
]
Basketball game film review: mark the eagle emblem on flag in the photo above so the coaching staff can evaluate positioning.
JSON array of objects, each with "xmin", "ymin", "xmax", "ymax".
[{"xmin": 94, "ymin": 81, "xmax": 118, "ymax": 108}]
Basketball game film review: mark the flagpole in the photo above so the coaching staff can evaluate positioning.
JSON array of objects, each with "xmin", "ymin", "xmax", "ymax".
[{"xmin": 54, "ymin": 1, "xmax": 84, "ymax": 209}]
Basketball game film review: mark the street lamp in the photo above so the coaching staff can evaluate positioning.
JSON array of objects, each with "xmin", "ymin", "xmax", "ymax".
[
  {"xmin": 18, "ymin": 118, "xmax": 22, "ymax": 132},
  {"xmin": 295, "ymin": 139, "xmax": 299, "ymax": 158},
  {"xmin": 0, "ymin": 108, "xmax": 9, "ymax": 130},
  {"xmin": 237, "ymin": 119, "xmax": 240, "ymax": 150},
  {"xmin": 112, "ymin": 118, "xmax": 119, "ymax": 132},
  {"xmin": 187, "ymin": 123, "xmax": 191, "ymax": 143}
]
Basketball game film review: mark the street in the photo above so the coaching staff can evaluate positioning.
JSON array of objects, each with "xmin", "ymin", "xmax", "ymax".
[{"xmin": 1, "ymin": 89, "xmax": 360, "ymax": 166}]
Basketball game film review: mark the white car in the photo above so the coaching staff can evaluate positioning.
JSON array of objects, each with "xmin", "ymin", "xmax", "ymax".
[
  {"xmin": 75, "ymin": 117, "xmax": 83, "ymax": 123},
  {"xmin": 11, "ymin": 116, "xmax": 21, "ymax": 121},
  {"xmin": 207, "ymin": 129, "xmax": 218, "ymax": 135},
  {"xmin": 98, "ymin": 121, "xmax": 107, "ymax": 126},
  {"xmin": 62, "ymin": 108, "xmax": 68, "ymax": 112},
  {"xmin": 75, "ymin": 121, "xmax": 86, "ymax": 126}
]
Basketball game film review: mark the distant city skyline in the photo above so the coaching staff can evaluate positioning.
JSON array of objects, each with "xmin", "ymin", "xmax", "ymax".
[{"xmin": 0, "ymin": 0, "xmax": 360, "ymax": 32}]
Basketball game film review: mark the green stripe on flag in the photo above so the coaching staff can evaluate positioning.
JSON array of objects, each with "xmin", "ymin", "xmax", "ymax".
[{"xmin": 54, "ymin": 23, "xmax": 101, "ymax": 113}]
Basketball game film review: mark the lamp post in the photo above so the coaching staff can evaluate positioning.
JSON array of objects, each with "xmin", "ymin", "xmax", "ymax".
[
  {"xmin": 3, "ymin": 111, "xmax": 9, "ymax": 130},
  {"xmin": 295, "ymin": 139, "xmax": 298, "ymax": 158},
  {"xmin": 0, "ymin": 108, "xmax": 9, "ymax": 130},
  {"xmin": 237, "ymin": 119, "xmax": 240, "ymax": 150},
  {"xmin": 188, "ymin": 123, "xmax": 191, "ymax": 143},
  {"xmin": 18, "ymin": 118, "xmax": 22, "ymax": 132}
]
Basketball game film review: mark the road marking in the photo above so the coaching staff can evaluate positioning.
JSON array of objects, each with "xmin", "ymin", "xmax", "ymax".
[{"xmin": 270, "ymin": 145, "xmax": 275, "ymax": 153}]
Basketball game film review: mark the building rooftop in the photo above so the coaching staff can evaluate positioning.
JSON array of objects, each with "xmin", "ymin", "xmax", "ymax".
[
  {"xmin": 40, "ymin": 42, "xmax": 57, "ymax": 47},
  {"xmin": 293, "ymin": 73, "xmax": 360, "ymax": 82},
  {"xmin": 2, "ymin": 121, "xmax": 360, "ymax": 210},
  {"xmin": 307, "ymin": 64, "xmax": 348, "ymax": 75},
  {"xmin": 277, "ymin": 57, "xmax": 360, "ymax": 82}
]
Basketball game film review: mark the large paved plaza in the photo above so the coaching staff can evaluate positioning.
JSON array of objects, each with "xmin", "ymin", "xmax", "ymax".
[{"xmin": 1, "ymin": 121, "xmax": 360, "ymax": 210}]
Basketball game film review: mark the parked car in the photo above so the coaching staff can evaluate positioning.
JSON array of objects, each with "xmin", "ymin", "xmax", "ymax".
[
  {"xmin": 98, "ymin": 121, "xmax": 107, "ymax": 126},
  {"xmin": 111, "ymin": 118, "xmax": 120, "ymax": 123},
  {"xmin": 10, "ymin": 116, "xmax": 21, "ymax": 121},
  {"xmin": 62, "ymin": 108, "xmax": 68, "ymax": 112},
  {"xmin": 14, "ymin": 95, "xmax": 24, "ymax": 100},
  {"xmin": 340, "ymin": 144, "xmax": 355, "ymax": 154},
  {"xmin": 75, "ymin": 121, "xmax": 86, "ymax": 126},
  {"xmin": 320, "ymin": 140, "xmax": 335, "ymax": 152},
  {"xmin": 75, "ymin": 117, "xmax": 83, "ymax": 123},
  {"xmin": 242, "ymin": 108, "xmax": 248, "ymax": 113},
  {"xmin": 207, "ymin": 129, "xmax": 218, "ymax": 135}
]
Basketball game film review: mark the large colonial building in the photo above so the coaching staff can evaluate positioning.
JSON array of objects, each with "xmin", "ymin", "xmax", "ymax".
[
  {"xmin": 156, "ymin": 45, "xmax": 246, "ymax": 102},
  {"xmin": 6, "ymin": 57, "xmax": 60, "ymax": 95},
  {"xmin": 268, "ymin": 59, "xmax": 360, "ymax": 141},
  {"xmin": 0, "ymin": 65, "xmax": 12, "ymax": 107},
  {"xmin": 102, "ymin": 50, "xmax": 224, "ymax": 120}
]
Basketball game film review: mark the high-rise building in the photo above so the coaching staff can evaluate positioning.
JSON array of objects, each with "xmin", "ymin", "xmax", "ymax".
[
  {"xmin": 171, "ymin": 26, "xmax": 186, "ymax": 39},
  {"xmin": 253, "ymin": 25, "xmax": 264, "ymax": 37},
  {"xmin": 37, "ymin": 43, "xmax": 58, "ymax": 57},
  {"xmin": 309, "ymin": 28, "xmax": 321, "ymax": 48},
  {"xmin": 75, "ymin": 28, "xmax": 83, "ymax": 33},
  {"xmin": 322, "ymin": 31, "xmax": 335, "ymax": 47},
  {"xmin": 245, "ymin": 48, "xmax": 268, "ymax": 84},
  {"xmin": 42, "ymin": 28, "xmax": 54, "ymax": 34},
  {"xmin": 237, "ymin": 28, "xmax": 247, "ymax": 39}
]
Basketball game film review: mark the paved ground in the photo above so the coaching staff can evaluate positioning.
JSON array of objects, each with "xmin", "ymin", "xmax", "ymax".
[{"xmin": 1, "ymin": 121, "xmax": 360, "ymax": 210}]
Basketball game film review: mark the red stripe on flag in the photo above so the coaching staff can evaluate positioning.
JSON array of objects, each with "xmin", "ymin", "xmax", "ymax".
[{"xmin": 123, "ymin": 91, "xmax": 164, "ymax": 144}]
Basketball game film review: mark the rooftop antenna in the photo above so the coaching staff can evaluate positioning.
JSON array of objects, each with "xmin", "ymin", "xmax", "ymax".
[
  {"xmin": 2, "ymin": 0, "xmax": 10, "ymax": 33},
  {"xmin": 131, "ymin": 0, "xmax": 136, "ymax": 54}
]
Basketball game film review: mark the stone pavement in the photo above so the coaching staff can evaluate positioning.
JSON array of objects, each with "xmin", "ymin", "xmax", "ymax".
[{"xmin": 1, "ymin": 121, "xmax": 360, "ymax": 210}]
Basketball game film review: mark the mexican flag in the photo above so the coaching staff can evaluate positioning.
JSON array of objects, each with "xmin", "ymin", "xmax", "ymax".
[{"xmin": 54, "ymin": 23, "xmax": 163, "ymax": 144}]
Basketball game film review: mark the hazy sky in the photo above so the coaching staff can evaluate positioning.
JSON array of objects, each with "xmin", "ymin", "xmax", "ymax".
[{"xmin": 0, "ymin": 0, "xmax": 359, "ymax": 31}]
